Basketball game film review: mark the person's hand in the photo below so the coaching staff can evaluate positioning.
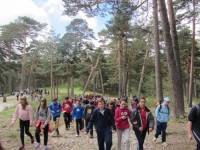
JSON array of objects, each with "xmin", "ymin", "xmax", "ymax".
[
  {"xmin": 149, "ymin": 128, "xmax": 153, "ymax": 132},
  {"xmin": 188, "ymin": 133, "xmax": 193, "ymax": 141},
  {"xmin": 139, "ymin": 127, "xmax": 143, "ymax": 132},
  {"xmin": 121, "ymin": 116, "xmax": 127, "ymax": 120}
]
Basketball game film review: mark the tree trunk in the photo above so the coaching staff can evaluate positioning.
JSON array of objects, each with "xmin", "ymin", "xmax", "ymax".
[
  {"xmin": 189, "ymin": 0, "xmax": 196, "ymax": 107},
  {"xmin": 137, "ymin": 47, "xmax": 149, "ymax": 97},
  {"xmin": 20, "ymin": 38, "xmax": 27, "ymax": 91},
  {"xmin": 153, "ymin": 0, "xmax": 164, "ymax": 103},
  {"xmin": 158, "ymin": 0, "xmax": 185, "ymax": 117},
  {"xmin": 99, "ymin": 69, "xmax": 104, "ymax": 95},
  {"xmin": 67, "ymin": 79, "xmax": 70, "ymax": 96},
  {"xmin": 70, "ymin": 77, "xmax": 74, "ymax": 98},
  {"xmin": 50, "ymin": 48, "xmax": 53, "ymax": 100},
  {"xmin": 83, "ymin": 55, "xmax": 100, "ymax": 95}
]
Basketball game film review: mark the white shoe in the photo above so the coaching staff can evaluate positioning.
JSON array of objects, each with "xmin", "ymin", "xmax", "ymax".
[
  {"xmin": 76, "ymin": 134, "xmax": 79, "ymax": 137},
  {"xmin": 34, "ymin": 142, "xmax": 40, "ymax": 149},
  {"xmin": 162, "ymin": 142, "xmax": 168, "ymax": 147},
  {"xmin": 153, "ymin": 137, "xmax": 157, "ymax": 142}
]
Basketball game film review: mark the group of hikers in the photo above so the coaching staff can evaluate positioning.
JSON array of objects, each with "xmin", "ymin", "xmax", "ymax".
[{"xmin": 2, "ymin": 93, "xmax": 200, "ymax": 150}]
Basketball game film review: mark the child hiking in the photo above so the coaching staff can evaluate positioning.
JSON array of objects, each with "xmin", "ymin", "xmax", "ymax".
[
  {"xmin": 34, "ymin": 98, "xmax": 51, "ymax": 150},
  {"xmin": 130, "ymin": 96, "xmax": 154, "ymax": 150},
  {"xmin": 115, "ymin": 99, "xmax": 131, "ymax": 150},
  {"xmin": 49, "ymin": 97, "xmax": 61, "ymax": 136},
  {"xmin": 62, "ymin": 97, "xmax": 73, "ymax": 130},
  {"xmin": 72, "ymin": 99, "xmax": 84, "ymax": 137},
  {"xmin": 154, "ymin": 97, "xmax": 170, "ymax": 146},
  {"xmin": 87, "ymin": 98, "xmax": 115, "ymax": 150},
  {"xmin": 10, "ymin": 96, "xmax": 34, "ymax": 150}
]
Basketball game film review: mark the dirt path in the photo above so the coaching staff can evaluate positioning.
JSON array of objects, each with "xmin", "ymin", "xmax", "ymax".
[{"xmin": 0, "ymin": 119, "xmax": 196, "ymax": 150}]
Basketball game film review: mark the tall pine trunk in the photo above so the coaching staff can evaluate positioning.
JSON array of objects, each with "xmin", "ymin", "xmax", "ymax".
[
  {"xmin": 158, "ymin": 0, "xmax": 185, "ymax": 117},
  {"xmin": 189, "ymin": 0, "xmax": 196, "ymax": 107},
  {"xmin": 153, "ymin": 0, "xmax": 163, "ymax": 102}
]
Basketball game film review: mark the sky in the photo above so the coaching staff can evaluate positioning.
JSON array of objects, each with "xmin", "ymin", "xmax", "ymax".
[{"xmin": 0, "ymin": 0, "xmax": 109, "ymax": 38}]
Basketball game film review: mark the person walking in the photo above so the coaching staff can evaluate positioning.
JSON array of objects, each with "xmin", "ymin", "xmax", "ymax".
[
  {"xmin": 49, "ymin": 97, "xmax": 62, "ymax": 136},
  {"xmin": 130, "ymin": 96, "xmax": 154, "ymax": 150},
  {"xmin": 87, "ymin": 98, "xmax": 115, "ymax": 150},
  {"xmin": 10, "ymin": 96, "xmax": 34, "ymax": 150},
  {"xmin": 188, "ymin": 103, "xmax": 200, "ymax": 150},
  {"xmin": 72, "ymin": 99, "xmax": 84, "ymax": 137},
  {"xmin": 154, "ymin": 97, "xmax": 170, "ymax": 146},
  {"xmin": 62, "ymin": 97, "xmax": 73, "ymax": 130},
  {"xmin": 34, "ymin": 98, "xmax": 51, "ymax": 150},
  {"xmin": 115, "ymin": 99, "xmax": 131, "ymax": 150}
]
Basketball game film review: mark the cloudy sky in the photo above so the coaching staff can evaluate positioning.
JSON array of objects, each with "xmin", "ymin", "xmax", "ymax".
[{"xmin": 0, "ymin": 0, "xmax": 109, "ymax": 37}]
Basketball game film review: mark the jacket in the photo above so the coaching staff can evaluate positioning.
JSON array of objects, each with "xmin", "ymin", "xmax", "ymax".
[
  {"xmin": 87, "ymin": 108, "xmax": 115, "ymax": 131},
  {"xmin": 62, "ymin": 100, "xmax": 73, "ymax": 113},
  {"xmin": 49, "ymin": 102, "xmax": 62, "ymax": 117},
  {"xmin": 130, "ymin": 106, "xmax": 154, "ymax": 132},
  {"xmin": 155, "ymin": 104, "xmax": 170, "ymax": 123},
  {"xmin": 84, "ymin": 104, "xmax": 95, "ymax": 120},
  {"xmin": 72, "ymin": 105, "xmax": 84, "ymax": 120}
]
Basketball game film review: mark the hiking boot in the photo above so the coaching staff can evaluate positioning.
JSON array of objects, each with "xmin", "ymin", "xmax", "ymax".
[{"xmin": 162, "ymin": 142, "xmax": 168, "ymax": 147}]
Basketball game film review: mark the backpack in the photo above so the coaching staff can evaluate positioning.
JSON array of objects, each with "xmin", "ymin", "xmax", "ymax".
[{"xmin": 158, "ymin": 104, "xmax": 170, "ymax": 115}]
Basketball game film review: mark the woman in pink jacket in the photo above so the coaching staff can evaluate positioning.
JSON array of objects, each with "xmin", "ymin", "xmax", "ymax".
[
  {"xmin": 115, "ymin": 99, "xmax": 131, "ymax": 150},
  {"xmin": 10, "ymin": 96, "xmax": 34, "ymax": 150}
]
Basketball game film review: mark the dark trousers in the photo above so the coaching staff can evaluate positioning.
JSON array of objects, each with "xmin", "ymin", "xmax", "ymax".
[
  {"xmin": 19, "ymin": 120, "xmax": 33, "ymax": 145},
  {"xmin": 35, "ymin": 124, "xmax": 49, "ymax": 146},
  {"xmin": 192, "ymin": 128, "xmax": 200, "ymax": 150},
  {"xmin": 53, "ymin": 116, "xmax": 60, "ymax": 135},
  {"xmin": 134, "ymin": 128, "xmax": 147, "ymax": 150},
  {"xmin": 63, "ymin": 112, "xmax": 71, "ymax": 129},
  {"xmin": 85, "ymin": 118, "xmax": 93, "ymax": 136},
  {"xmin": 76, "ymin": 119, "xmax": 83, "ymax": 135},
  {"xmin": 155, "ymin": 121, "xmax": 167, "ymax": 142},
  {"xmin": 96, "ymin": 128, "xmax": 112, "ymax": 150}
]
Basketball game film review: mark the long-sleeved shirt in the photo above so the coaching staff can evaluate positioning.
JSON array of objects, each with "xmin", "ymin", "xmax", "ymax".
[
  {"xmin": 49, "ymin": 101, "xmax": 62, "ymax": 117},
  {"xmin": 155, "ymin": 104, "xmax": 170, "ymax": 123},
  {"xmin": 35, "ymin": 107, "xmax": 51, "ymax": 125},
  {"xmin": 115, "ymin": 107, "xmax": 130, "ymax": 129},
  {"xmin": 12, "ymin": 104, "xmax": 33, "ymax": 123},
  {"xmin": 72, "ymin": 105, "xmax": 84, "ymax": 120}
]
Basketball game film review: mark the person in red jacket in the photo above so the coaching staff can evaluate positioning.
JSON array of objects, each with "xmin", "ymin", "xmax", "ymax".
[
  {"xmin": 115, "ymin": 99, "xmax": 131, "ymax": 150},
  {"xmin": 62, "ymin": 97, "xmax": 73, "ymax": 130}
]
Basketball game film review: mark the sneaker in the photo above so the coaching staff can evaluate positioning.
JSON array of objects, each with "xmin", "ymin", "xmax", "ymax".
[
  {"xmin": 44, "ymin": 146, "xmax": 49, "ymax": 150},
  {"xmin": 162, "ymin": 142, "xmax": 168, "ymax": 147},
  {"xmin": 19, "ymin": 145, "xmax": 25, "ymax": 150},
  {"xmin": 76, "ymin": 134, "xmax": 79, "ymax": 137},
  {"xmin": 34, "ymin": 142, "xmax": 40, "ymax": 149},
  {"xmin": 90, "ymin": 135, "xmax": 93, "ymax": 139}
]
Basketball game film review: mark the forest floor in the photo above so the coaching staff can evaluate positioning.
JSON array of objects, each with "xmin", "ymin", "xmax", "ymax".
[{"xmin": 0, "ymin": 95, "xmax": 197, "ymax": 150}]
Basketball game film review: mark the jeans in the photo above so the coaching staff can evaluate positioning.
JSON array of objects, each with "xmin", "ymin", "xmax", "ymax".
[
  {"xmin": 63, "ymin": 112, "xmax": 71, "ymax": 129},
  {"xmin": 19, "ymin": 120, "xmax": 34, "ymax": 145},
  {"xmin": 134, "ymin": 128, "xmax": 147, "ymax": 150},
  {"xmin": 117, "ymin": 128, "xmax": 130, "ymax": 150},
  {"xmin": 155, "ymin": 121, "xmax": 167, "ymax": 142},
  {"xmin": 85, "ymin": 118, "xmax": 93, "ymax": 136},
  {"xmin": 96, "ymin": 127, "xmax": 112, "ymax": 150},
  {"xmin": 75, "ymin": 119, "xmax": 83, "ymax": 135}
]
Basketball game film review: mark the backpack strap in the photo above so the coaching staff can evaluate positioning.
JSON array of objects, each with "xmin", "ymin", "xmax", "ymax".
[{"xmin": 196, "ymin": 104, "xmax": 200, "ymax": 116}]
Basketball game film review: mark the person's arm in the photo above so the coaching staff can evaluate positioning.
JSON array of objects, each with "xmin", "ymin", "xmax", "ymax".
[
  {"xmin": 87, "ymin": 109, "xmax": 97, "ymax": 132},
  {"xmin": 114, "ymin": 108, "xmax": 122, "ymax": 122},
  {"xmin": 155, "ymin": 105, "xmax": 159, "ymax": 118},
  {"xmin": 44, "ymin": 108, "xmax": 51, "ymax": 126},
  {"xmin": 188, "ymin": 121, "xmax": 193, "ymax": 141},
  {"xmin": 148, "ymin": 112, "xmax": 155, "ymax": 131}
]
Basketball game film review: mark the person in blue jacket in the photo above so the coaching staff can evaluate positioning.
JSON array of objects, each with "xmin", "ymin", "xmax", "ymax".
[
  {"xmin": 72, "ymin": 99, "xmax": 84, "ymax": 137},
  {"xmin": 154, "ymin": 97, "xmax": 170, "ymax": 147},
  {"xmin": 49, "ymin": 97, "xmax": 62, "ymax": 136}
]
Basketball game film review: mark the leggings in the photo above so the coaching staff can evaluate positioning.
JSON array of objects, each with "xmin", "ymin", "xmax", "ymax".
[
  {"xmin": 35, "ymin": 124, "xmax": 49, "ymax": 146},
  {"xmin": 19, "ymin": 120, "xmax": 33, "ymax": 145}
]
